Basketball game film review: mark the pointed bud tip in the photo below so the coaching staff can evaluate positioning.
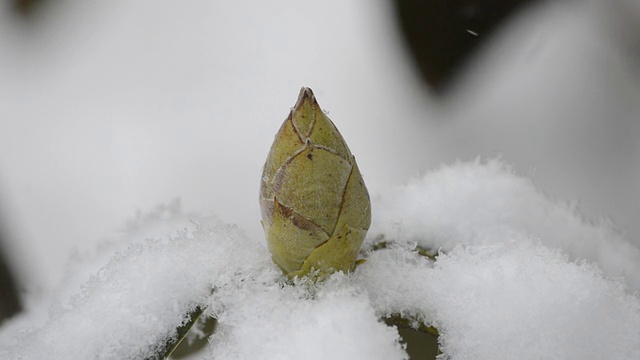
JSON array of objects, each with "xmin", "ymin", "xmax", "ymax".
[{"xmin": 294, "ymin": 87, "xmax": 317, "ymax": 110}]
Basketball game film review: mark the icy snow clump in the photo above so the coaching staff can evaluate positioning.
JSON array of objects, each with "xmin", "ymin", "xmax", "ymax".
[
  {"xmin": 1, "ymin": 159, "xmax": 639, "ymax": 359},
  {"xmin": 371, "ymin": 157, "xmax": 640, "ymax": 289}
]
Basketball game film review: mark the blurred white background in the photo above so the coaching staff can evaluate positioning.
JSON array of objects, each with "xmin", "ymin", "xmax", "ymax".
[{"xmin": 0, "ymin": 0, "xmax": 638, "ymax": 294}]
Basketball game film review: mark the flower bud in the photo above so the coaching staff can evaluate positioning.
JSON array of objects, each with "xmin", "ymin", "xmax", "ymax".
[{"xmin": 260, "ymin": 87, "xmax": 371, "ymax": 278}]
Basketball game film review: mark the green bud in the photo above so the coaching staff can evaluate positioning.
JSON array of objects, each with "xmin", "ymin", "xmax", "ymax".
[{"xmin": 260, "ymin": 87, "xmax": 371, "ymax": 278}]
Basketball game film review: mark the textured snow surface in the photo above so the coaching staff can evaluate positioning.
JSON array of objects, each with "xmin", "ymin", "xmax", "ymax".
[
  {"xmin": 0, "ymin": 215, "xmax": 271, "ymax": 359},
  {"xmin": 356, "ymin": 243, "xmax": 640, "ymax": 360},
  {"xmin": 371, "ymin": 158, "xmax": 640, "ymax": 289},
  {"xmin": 206, "ymin": 275, "xmax": 407, "ymax": 360},
  {"xmin": 1, "ymin": 159, "xmax": 639, "ymax": 359}
]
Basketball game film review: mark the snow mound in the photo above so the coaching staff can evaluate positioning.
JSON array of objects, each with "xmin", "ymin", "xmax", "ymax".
[
  {"xmin": 1, "ymin": 159, "xmax": 639, "ymax": 359},
  {"xmin": 207, "ymin": 275, "xmax": 407, "ymax": 360},
  {"xmin": 355, "ymin": 240, "xmax": 640, "ymax": 360},
  {"xmin": 371, "ymin": 157, "xmax": 640, "ymax": 289},
  {"xmin": 0, "ymin": 216, "xmax": 270, "ymax": 359}
]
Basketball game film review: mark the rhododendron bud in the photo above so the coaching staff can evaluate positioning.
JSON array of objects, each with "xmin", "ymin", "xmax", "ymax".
[{"xmin": 260, "ymin": 87, "xmax": 371, "ymax": 278}]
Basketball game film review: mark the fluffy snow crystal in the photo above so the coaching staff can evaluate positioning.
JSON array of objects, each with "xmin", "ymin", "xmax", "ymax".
[
  {"xmin": 354, "ymin": 242, "xmax": 640, "ymax": 360},
  {"xmin": 206, "ymin": 275, "xmax": 407, "ymax": 360},
  {"xmin": 371, "ymin": 157, "xmax": 640, "ymax": 289},
  {"xmin": 1, "ymin": 159, "xmax": 639, "ymax": 360},
  {"xmin": 0, "ymin": 215, "xmax": 272, "ymax": 359}
]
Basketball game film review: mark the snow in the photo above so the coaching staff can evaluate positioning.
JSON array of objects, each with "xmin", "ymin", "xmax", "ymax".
[
  {"xmin": 357, "ymin": 243, "xmax": 640, "ymax": 360},
  {"xmin": 371, "ymin": 158, "xmax": 640, "ymax": 290},
  {"xmin": 1, "ymin": 159, "xmax": 639, "ymax": 359},
  {"xmin": 207, "ymin": 277, "xmax": 407, "ymax": 360},
  {"xmin": 0, "ymin": 215, "xmax": 272, "ymax": 359}
]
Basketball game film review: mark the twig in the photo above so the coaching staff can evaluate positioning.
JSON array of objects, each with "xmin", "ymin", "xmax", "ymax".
[{"xmin": 146, "ymin": 306, "xmax": 205, "ymax": 360}]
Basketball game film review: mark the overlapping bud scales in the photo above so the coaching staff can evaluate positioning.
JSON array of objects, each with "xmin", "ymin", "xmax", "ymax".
[{"xmin": 260, "ymin": 87, "xmax": 371, "ymax": 278}]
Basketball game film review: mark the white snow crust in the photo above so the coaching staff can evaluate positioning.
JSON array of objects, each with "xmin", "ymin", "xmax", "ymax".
[
  {"xmin": 1, "ymin": 159, "xmax": 639, "ymax": 360},
  {"xmin": 371, "ymin": 158, "xmax": 640, "ymax": 289}
]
